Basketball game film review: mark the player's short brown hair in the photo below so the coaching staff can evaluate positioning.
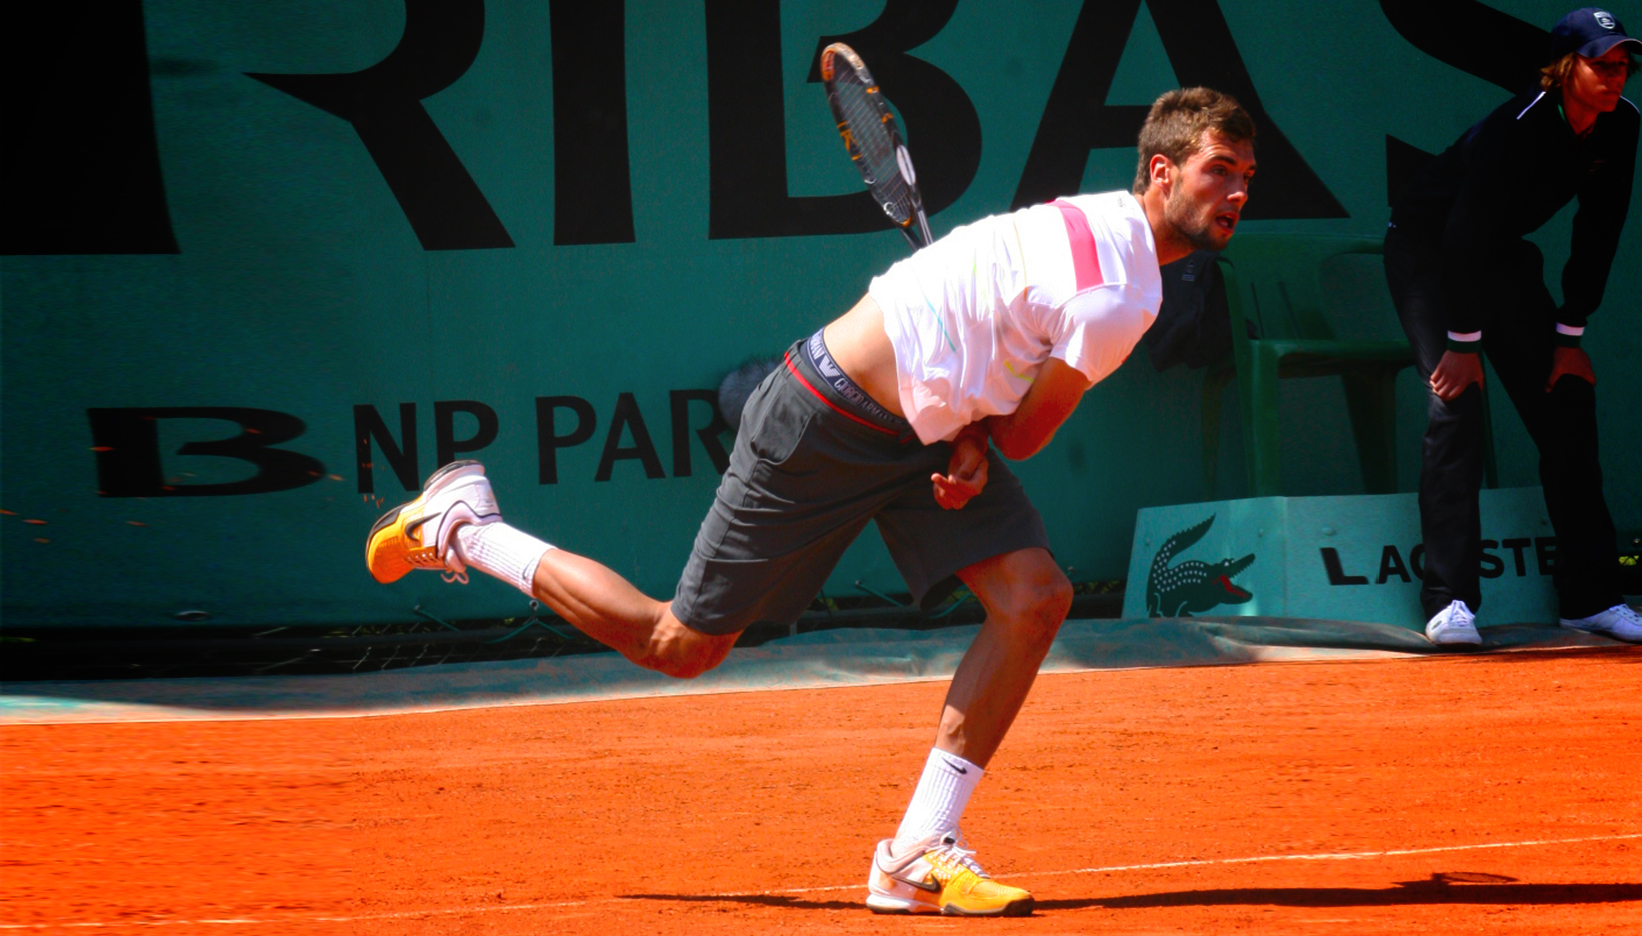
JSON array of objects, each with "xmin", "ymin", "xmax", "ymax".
[
  {"xmin": 1539, "ymin": 49, "xmax": 1639, "ymax": 91},
  {"xmin": 1132, "ymin": 88, "xmax": 1256, "ymax": 195}
]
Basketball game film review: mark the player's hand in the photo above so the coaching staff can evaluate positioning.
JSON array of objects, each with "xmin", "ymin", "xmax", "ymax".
[
  {"xmin": 1430, "ymin": 350, "xmax": 1484, "ymax": 402},
  {"xmin": 1545, "ymin": 346, "xmax": 1594, "ymax": 392},
  {"xmin": 932, "ymin": 428, "xmax": 989, "ymax": 510}
]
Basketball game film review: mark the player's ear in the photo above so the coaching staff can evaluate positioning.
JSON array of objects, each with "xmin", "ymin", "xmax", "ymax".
[{"xmin": 1148, "ymin": 153, "xmax": 1175, "ymax": 193}]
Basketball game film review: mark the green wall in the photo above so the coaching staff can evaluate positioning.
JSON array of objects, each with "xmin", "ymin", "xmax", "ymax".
[{"xmin": 3, "ymin": 1, "xmax": 1637, "ymax": 628}]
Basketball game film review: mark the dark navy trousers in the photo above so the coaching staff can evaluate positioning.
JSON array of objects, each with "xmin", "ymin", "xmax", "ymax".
[{"xmin": 1383, "ymin": 225, "xmax": 1621, "ymax": 621}]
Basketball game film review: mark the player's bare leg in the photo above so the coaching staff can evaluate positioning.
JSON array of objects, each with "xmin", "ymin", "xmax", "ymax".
[
  {"xmin": 940, "ymin": 547, "xmax": 1072, "ymax": 765},
  {"xmin": 866, "ymin": 547, "xmax": 1068, "ymax": 916},
  {"xmin": 528, "ymin": 549, "xmax": 738, "ymax": 678},
  {"xmin": 365, "ymin": 460, "xmax": 737, "ymax": 679}
]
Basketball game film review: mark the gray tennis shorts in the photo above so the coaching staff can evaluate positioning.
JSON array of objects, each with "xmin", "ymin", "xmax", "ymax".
[{"xmin": 671, "ymin": 332, "xmax": 1051, "ymax": 635}]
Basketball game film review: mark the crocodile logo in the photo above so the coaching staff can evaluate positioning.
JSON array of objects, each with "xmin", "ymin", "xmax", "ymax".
[{"xmin": 1146, "ymin": 515, "xmax": 1255, "ymax": 617}]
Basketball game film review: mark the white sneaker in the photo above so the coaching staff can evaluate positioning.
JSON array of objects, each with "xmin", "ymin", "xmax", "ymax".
[
  {"xmin": 1559, "ymin": 604, "xmax": 1642, "ymax": 643},
  {"xmin": 365, "ymin": 460, "xmax": 500, "ymax": 584},
  {"xmin": 1425, "ymin": 600, "xmax": 1481, "ymax": 646},
  {"xmin": 865, "ymin": 830, "xmax": 1033, "ymax": 916}
]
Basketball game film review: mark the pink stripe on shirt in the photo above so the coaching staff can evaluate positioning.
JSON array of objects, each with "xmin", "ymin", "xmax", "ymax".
[{"xmin": 1051, "ymin": 199, "xmax": 1104, "ymax": 291}]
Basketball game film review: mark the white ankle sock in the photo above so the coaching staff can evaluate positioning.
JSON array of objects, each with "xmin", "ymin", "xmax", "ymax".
[
  {"xmin": 453, "ymin": 523, "xmax": 554, "ymax": 597},
  {"xmin": 894, "ymin": 748, "xmax": 984, "ymax": 845}
]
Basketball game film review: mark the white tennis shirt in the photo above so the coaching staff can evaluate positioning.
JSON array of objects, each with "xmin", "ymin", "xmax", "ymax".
[{"xmin": 869, "ymin": 191, "xmax": 1162, "ymax": 444}]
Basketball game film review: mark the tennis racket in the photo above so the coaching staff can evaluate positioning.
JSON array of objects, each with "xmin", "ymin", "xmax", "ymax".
[{"xmin": 820, "ymin": 42, "xmax": 934, "ymax": 250}]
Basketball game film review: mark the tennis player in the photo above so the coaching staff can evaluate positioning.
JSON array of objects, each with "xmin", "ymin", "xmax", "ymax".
[{"xmin": 367, "ymin": 87, "xmax": 1257, "ymax": 916}]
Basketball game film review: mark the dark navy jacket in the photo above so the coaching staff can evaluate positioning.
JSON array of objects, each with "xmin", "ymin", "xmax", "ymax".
[{"xmin": 1391, "ymin": 87, "xmax": 1638, "ymax": 334}]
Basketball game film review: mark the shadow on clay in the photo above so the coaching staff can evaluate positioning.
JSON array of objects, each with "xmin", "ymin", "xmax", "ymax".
[
  {"xmin": 623, "ymin": 873, "xmax": 1642, "ymax": 913},
  {"xmin": 1037, "ymin": 872, "xmax": 1642, "ymax": 910}
]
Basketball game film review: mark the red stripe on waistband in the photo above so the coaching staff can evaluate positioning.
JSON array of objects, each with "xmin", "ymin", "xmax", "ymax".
[{"xmin": 783, "ymin": 352, "xmax": 900, "ymax": 436}]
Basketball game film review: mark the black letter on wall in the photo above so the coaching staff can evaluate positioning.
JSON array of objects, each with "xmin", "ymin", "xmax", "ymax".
[
  {"xmin": 596, "ymin": 393, "xmax": 666, "ymax": 481},
  {"xmin": 1320, "ymin": 547, "xmax": 1369, "ymax": 585},
  {"xmin": 536, "ymin": 396, "xmax": 596, "ymax": 484},
  {"xmin": 1478, "ymin": 539, "xmax": 1505, "ymax": 579},
  {"xmin": 670, "ymin": 390, "xmax": 731, "ymax": 477},
  {"xmin": 706, "ymin": 0, "xmax": 981, "ymax": 238},
  {"xmin": 247, "ymin": 0, "xmax": 513, "ymax": 251},
  {"xmin": 89, "ymin": 407, "xmax": 324, "ymax": 496},
  {"xmin": 355, "ymin": 403, "xmax": 420, "ymax": 493},
  {"xmin": 1534, "ymin": 537, "xmax": 1558, "ymax": 575},
  {"xmin": 1500, "ymin": 537, "xmax": 1532, "ymax": 577},
  {"xmin": 2, "ymin": 2, "xmax": 179, "ymax": 255},
  {"xmin": 434, "ymin": 400, "xmax": 499, "ymax": 466},
  {"xmin": 551, "ymin": 1, "xmax": 635, "ymax": 245},
  {"xmin": 1013, "ymin": 0, "xmax": 1346, "ymax": 220},
  {"xmin": 1380, "ymin": 1, "xmax": 1546, "ymax": 95},
  {"xmin": 1379, "ymin": 1, "xmax": 1548, "ymax": 205},
  {"xmin": 1376, "ymin": 545, "xmax": 1411, "ymax": 584}
]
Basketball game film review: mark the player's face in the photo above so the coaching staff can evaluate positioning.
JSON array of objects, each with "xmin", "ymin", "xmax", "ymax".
[
  {"xmin": 1564, "ymin": 45, "xmax": 1633, "ymax": 115},
  {"xmin": 1163, "ymin": 132, "xmax": 1256, "ymax": 252}
]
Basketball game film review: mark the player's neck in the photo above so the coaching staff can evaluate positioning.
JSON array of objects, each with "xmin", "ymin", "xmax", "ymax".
[{"xmin": 1140, "ymin": 187, "xmax": 1193, "ymax": 267}]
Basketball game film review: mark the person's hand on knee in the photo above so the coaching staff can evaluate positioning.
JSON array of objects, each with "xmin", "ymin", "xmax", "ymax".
[
  {"xmin": 1431, "ymin": 350, "xmax": 1485, "ymax": 401},
  {"xmin": 1545, "ymin": 346, "xmax": 1595, "ymax": 392}
]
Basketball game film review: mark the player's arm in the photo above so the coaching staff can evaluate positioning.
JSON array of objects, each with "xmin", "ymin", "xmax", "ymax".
[
  {"xmin": 931, "ymin": 362, "xmax": 1090, "ymax": 510},
  {"xmin": 983, "ymin": 357, "xmax": 1094, "ymax": 460}
]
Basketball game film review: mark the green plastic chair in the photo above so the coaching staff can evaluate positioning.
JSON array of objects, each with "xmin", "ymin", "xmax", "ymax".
[{"xmin": 1201, "ymin": 233, "xmax": 1497, "ymax": 497}]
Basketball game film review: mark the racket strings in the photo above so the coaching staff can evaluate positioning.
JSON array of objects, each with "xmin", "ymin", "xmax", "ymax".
[{"xmin": 833, "ymin": 77, "xmax": 913, "ymax": 226}]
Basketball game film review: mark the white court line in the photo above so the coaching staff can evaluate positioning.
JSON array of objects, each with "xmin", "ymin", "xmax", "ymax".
[
  {"xmin": 760, "ymin": 831, "xmax": 1642, "ymax": 895},
  {"xmin": 1020, "ymin": 831, "xmax": 1642, "ymax": 882},
  {"xmin": 2, "ymin": 833, "xmax": 1636, "ymax": 929}
]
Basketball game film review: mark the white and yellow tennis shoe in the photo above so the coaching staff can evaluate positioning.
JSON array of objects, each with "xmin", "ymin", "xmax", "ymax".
[
  {"xmin": 366, "ymin": 460, "xmax": 499, "ymax": 584},
  {"xmin": 865, "ymin": 830, "xmax": 1033, "ymax": 916}
]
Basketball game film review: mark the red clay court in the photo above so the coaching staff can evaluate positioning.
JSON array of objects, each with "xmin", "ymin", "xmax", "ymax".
[{"xmin": 3, "ymin": 638, "xmax": 1639, "ymax": 935}]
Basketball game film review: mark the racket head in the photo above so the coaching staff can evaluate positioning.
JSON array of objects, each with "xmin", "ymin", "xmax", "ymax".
[{"xmin": 820, "ymin": 42, "xmax": 932, "ymax": 249}]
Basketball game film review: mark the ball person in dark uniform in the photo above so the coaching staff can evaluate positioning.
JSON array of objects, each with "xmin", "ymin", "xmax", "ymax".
[{"xmin": 1384, "ymin": 8, "xmax": 1640, "ymax": 645}]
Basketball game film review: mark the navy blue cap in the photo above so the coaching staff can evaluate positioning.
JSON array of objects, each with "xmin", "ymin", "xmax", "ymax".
[{"xmin": 1549, "ymin": 8, "xmax": 1642, "ymax": 61}]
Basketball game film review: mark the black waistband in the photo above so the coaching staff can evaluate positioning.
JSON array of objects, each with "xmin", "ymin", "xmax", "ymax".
[{"xmin": 791, "ymin": 329, "xmax": 914, "ymax": 439}]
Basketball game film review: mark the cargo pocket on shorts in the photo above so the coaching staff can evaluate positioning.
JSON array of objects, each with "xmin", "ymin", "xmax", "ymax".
[{"xmin": 750, "ymin": 411, "xmax": 824, "ymax": 484}]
